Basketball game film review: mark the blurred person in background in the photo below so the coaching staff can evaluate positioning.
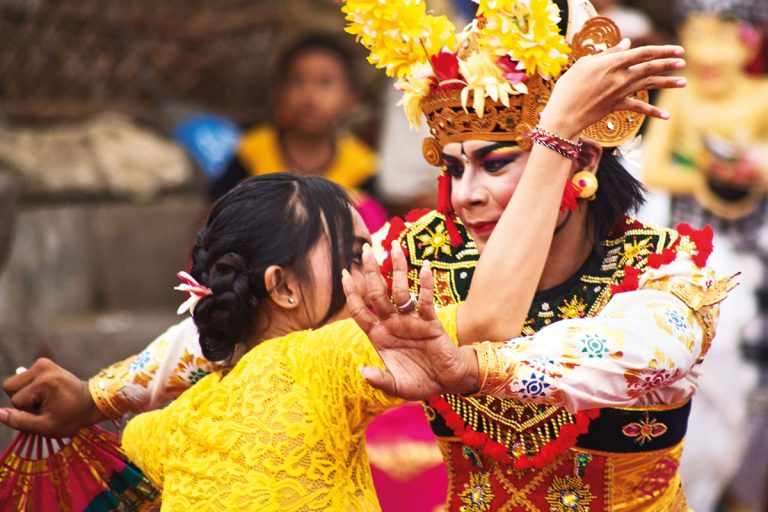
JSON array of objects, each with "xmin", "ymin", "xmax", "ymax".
[
  {"xmin": 211, "ymin": 33, "xmax": 388, "ymax": 233},
  {"xmin": 643, "ymin": 0, "xmax": 768, "ymax": 510}
]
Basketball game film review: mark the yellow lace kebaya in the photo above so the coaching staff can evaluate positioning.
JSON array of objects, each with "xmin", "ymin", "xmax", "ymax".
[{"xmin": 121, "ymin": 306, "xmax": 457, "ymax": 511}]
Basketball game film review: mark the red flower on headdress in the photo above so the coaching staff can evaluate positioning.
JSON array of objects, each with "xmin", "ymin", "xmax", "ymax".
[
  {"xmin": 496, "ymin": 56, "xmax": 528, "ymax": 85},
  {"xmin": 431, "ymin": 50, "xmax": 462, "ymax": 87}
]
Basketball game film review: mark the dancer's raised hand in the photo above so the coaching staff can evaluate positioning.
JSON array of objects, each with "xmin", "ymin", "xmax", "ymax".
[{"xmin": 342, "ymin": 242, "xmax": 478, "ymax": 400}]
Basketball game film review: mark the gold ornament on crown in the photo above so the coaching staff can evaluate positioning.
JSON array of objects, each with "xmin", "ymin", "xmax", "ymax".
[{"xmin": 342, "ymin": 0, "xmax": 648, "ymax": 164}]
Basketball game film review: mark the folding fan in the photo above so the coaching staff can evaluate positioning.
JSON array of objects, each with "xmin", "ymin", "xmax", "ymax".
[{"xmin": 0, "ymin": 425, "xmax": 160, "ymax": 511}]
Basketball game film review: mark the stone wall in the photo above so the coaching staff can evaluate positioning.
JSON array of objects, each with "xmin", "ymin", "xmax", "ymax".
[{"xmin": 0, "ymin": 194, "xmax": 208, "ymax": 447}]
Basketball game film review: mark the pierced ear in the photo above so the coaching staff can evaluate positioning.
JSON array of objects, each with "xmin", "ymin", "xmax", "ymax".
[
  {"xmin": 573, "ymin": 137, "xmax": 603, "ymax": 176},
  {"xmin": 264, "ymin": 265, "xmax": 300, "ymax": 310}
]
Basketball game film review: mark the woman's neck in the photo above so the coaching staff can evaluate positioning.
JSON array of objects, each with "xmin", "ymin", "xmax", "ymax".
[
  {"xmin": 280, "ymin": 130, "xmax": 335, "ymax": 175},
  {"xmin": 537, "ymin": 209, "xmax": 595, "ymax": 291},
  {"xmin": 245, "ymin": 303, "xmax": 316, "ymax": 351}
]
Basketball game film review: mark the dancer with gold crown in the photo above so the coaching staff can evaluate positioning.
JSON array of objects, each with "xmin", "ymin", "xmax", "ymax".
[
  {"xmin": 0, "ymin": 0, "xmax": 730, "ymax": 510},
  {"xmin": 342, "ymin": 0, "xmax": 734, "ymax": 510}
]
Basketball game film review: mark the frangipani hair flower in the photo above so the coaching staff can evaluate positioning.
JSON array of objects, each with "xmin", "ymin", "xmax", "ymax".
[{"xmin": 174, "ymin": 271, "xmax": 213, "ymax": 315}]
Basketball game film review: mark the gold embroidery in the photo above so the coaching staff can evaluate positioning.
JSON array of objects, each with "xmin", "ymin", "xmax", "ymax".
[
  {"xmin": 545, "ymin": 475, "xmax": 595, "ymax": 512},
  {"xmin": 621, "ymin": 415, "xmax": 668, "ymax": 446},
  {"xmin": 459, "ymin": 471, "xmax": 494, "ymax": 511},
  {"xmin": 417, "ymin": 223, "xmax": 453, "ymax": 258},
  {"xmin": 88, "ymin": 355, "xmax": 139, "ymax": 419},
  {"xmin": 557, "ymin": 296, "xmax": 587, "ymax": 319}
]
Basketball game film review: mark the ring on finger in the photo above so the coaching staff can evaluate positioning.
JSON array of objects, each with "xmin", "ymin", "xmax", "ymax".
[{"xmin": 395, "ymin": 293, "xmax": 418, "ymax": 314}]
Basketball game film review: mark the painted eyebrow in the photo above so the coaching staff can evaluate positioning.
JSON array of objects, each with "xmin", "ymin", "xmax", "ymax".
[
  {"xmin": 441, "ymin": 142, "xmax": 521, "ymax": 162},
  {"xmin": 472, "ymin": 142, "xmax": 520, "ymax": 159}
]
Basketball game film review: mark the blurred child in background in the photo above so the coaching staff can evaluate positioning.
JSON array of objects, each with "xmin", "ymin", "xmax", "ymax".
[{"xmin": 212, "ymin": 33, "xmax": 388, "ymax": 232}]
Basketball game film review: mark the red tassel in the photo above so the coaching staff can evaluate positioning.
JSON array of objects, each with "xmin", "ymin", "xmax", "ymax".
[
  {"xmin": 610, "ymin": 265, "xmax": 642, "ymax": 295},
  {"xmin": 437, "ymin": 174, "xmax": 452, "ymax": 215},
  {"xmin": 405, "ymin": 208, "xmax": 432, "ymax": 223},
  {"xmin": 461, "ymin": 430, "xmax": 488, "ymax": 449},
  {"xmin": 484, "ymin": 441, "xmax": 512, "ymax": 465},
  {"xmin": 560, "ymin": 179, "xmax": 581, "ymax": 213},
  {"xmin": 676, "ymin": 223, "xmax": 714, "ymax": 268},
  {"xmin": 444, "ymin": 215, "xmax": 464, "ymax": 246},
  {"xmin": 647, "ymin": 248, "xmax": 677, "ymax": 269},
  {"xmin": 436, "ymin": 174, "xmax": 464, "ymax": 247}
]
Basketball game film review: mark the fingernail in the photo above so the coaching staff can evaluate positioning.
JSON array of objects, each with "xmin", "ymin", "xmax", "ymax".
[
  {"xmin": 674, "ymin": 46, "xmax": 685, "ymax": 56},
  {"xmin": 0, "ymin": 409, "xmax": 8, "ymax": 423},
  {"xmin": 342, "ymin": 269, "xmax": 350, "ymax": 279},
  {"xmin": 619, "ymin": 37, "xmax": 631, "ymax": 48},
  {"xmin": 676, "ymin": 78, "xmax": 687, "ymax": 86},
  {"xmin": 660, "ymin": 111, "xmax": 670, "ymax": 119},
  {"xmin": 674, "ymin": 59, "xmax": 686, "ymax": 69},
  {"xmin": 422, "ymin": 260, "xmax": 431, "ymax": 269}
]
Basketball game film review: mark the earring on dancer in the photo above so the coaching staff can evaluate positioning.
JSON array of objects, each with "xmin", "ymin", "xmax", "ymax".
[{"xmin": 572, "ymin": 171, "xmax": 598, "ymax": 200}]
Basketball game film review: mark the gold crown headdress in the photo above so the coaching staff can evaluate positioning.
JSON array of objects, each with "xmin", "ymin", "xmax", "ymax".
[{"xmin": 342, "ymin": 0, "xmax": 647, "ymax": 166}]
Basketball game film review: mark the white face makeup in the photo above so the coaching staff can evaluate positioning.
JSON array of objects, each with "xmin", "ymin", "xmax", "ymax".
[{"xmin": 443, "ymin": 140, "xmax": 529, "ymax": 252}]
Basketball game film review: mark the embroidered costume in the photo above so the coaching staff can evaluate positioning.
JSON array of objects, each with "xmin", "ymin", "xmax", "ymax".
[{"xmin": 383, "ymin": 211, "xmax": 730, "ymax": 511}]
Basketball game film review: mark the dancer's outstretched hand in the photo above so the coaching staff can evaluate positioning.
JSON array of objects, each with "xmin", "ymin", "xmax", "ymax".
[{"xmin": 342, "ymin": 242, "xmax": 478, "ymax": 400}]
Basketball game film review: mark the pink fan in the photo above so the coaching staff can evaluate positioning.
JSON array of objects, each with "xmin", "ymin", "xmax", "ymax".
[{"xmin": 0, "ymin": 425, "xmax": 160, "ymax": 511}]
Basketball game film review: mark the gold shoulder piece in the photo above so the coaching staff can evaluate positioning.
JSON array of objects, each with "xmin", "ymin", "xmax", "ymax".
[{"xmin": 701, "ymin": 273, "xmax": 740, "ymax": 307}]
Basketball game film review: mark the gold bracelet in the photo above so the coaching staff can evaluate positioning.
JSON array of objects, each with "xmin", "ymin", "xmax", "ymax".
[
  {"xmin": 87, "ymin": 356, "xmax": 137, "ymax": 419},
  {"xmin": 471, "ymin": 341, "xmax": 510, "ymax": 395}
]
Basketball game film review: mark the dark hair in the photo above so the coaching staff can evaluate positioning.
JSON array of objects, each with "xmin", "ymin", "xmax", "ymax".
[
  {"xmin": 589, "ymin": 151, "xmax": 647, "ymax": 245},
  {"xmin": 190, "ymin": 173, "xmax": 355, "ymax": 361},
  {"xmin": 273, "ymin": 33, "xmax": 358, "ymax": 87}
]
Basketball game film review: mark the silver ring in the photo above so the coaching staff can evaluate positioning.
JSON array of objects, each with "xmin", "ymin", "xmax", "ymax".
[{"xmin": 395, "ymin": 293, "xmax": 418, "ymax": 314}]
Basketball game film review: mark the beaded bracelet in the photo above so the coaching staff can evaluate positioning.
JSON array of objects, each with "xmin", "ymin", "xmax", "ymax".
[
  {"xmin": 531, "ymin": 126, "xmax": 583, "ymax": 151},
  {"xmin": 524, "ymin": 126, "xmax": 582, "ymax": 160}
]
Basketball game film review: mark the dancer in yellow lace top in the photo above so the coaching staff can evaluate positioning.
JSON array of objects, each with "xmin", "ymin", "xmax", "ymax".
[{"xmin": 122, "ymin": 299, "xmax": 456, "ymax": 510}]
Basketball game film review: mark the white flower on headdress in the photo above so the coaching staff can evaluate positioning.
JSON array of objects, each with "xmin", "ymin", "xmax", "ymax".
[
  {"xmin": 458, "ymin": 52, "xmax": 522, "ymax": 117},
  {"xmin": 395, "ymin": 62, "xmax": 434, "ymax": 129}
]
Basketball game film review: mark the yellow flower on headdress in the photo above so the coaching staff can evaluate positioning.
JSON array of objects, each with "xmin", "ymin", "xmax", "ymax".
[
  {"xmin": 476, "ymin": 0, "xmax": 571, "ymax": 78},
  {"xmin": 343, "ymin": 0, "xmax": 457, "ymax": 78},
  {"xmin": 395, "ymin": 63, "xmax": 434, "ymax": 129}
]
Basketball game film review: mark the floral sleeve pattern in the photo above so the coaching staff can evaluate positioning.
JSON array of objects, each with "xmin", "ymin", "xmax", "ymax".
[
  {"xmin": 476, "ymin": 251, "xmax": 736, "ymax": 413},
  {"xmin": 89, "ymin": 318, "xmax": 220, "ymax": 419}
]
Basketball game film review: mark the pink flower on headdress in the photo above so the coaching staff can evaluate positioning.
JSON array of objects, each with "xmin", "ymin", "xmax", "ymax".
[
  {"xmin": 496, "ymin": 56, "xmax": 528, "ymax": 85},
  {"xmin": 174, "ymin": 271, "xmax": 213, "ymax": 315}
]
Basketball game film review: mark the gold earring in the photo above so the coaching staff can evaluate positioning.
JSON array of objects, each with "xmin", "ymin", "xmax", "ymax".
[{"xmin": 572, "ymin": 171, "xmax": 598, "ymax": 200}]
